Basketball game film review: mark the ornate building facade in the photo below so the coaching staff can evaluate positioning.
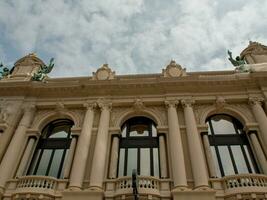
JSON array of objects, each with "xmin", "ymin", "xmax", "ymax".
[{"xmin": 0, "ymin": 42, "xmax": 267, "ymax": 200}]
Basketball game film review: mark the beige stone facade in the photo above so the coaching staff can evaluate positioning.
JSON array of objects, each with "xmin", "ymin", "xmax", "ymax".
[{"xmin": 0, "ymin": 42, "xmax": 267, "ymax": 200}]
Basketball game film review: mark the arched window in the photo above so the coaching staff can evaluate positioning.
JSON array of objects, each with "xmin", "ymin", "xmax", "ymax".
[
  {"xmin": 117, "ymin": 117, "xmax": 159, "ymax": 177},
  {"xmin": 27, "ymin": 119, "xmax": 74, "ymax": 178},
  {"xmin": 206, "ymin": 114, "xmax": 258, "ymax": 177}
]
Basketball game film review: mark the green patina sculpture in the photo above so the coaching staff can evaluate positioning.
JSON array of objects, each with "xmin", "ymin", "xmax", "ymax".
[
  {"xmin": 32, "ymin": 58, "xmax": 55, "ymax": 81},
  {"xmin": 0, "ymin": 62, "xmax": 12, "ymax": 79},
  {"xmin": 227, "ymin": 50, "xmax": 249, "ymax": 72}
]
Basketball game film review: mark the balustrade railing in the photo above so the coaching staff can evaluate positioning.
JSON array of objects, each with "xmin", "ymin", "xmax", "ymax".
[
  {"xmin": 222, "ymin": 174, "xmax": 267, "ymax": 189},
  {"xmin": 17, "ymin": 175, "xmax": 57, "ymax": 190},
  {"xmin": 116, "ymin": 176, "xmax": 159, "ymax": 190}
]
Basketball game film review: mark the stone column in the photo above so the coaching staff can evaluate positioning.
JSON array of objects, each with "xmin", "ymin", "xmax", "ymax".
[
  {"xmin": 249, "ymin": 132, "xmax": 267, "ymax": 174},
  {"xmin": 202, "ymin": 133, "xmax": 217, "ymax": 178},
  {"xmin": 0, "ymin": 105, "xmax": 36, "ymax": 190},
  {"xmin": 89, "ymin": 102, "xmax": 112, "ymax": 189},
  {"xmin": 64, "ymin": 135, "xmax": 78, "ymax": 179},
  {"xmin": 249, "ymin": 97, "xmax": 267, "ymax": 147},
  {"xmin": 16, "ymin": 136, "xmax": 37, "ymax": 177},
  {"xmin": 69, "ymin": 103, "xmax": 96, "ymax": 190},
  {"xmin": 108, "ymin": 134, "xmax": 120, "ymax": 179},
  {"xmin": 159, "ymin": 134, "xmax": 168, "ymax": 178},
  {"xmin": 181, "ymin": 99, "xmax": 209, "ymax": 189},
  {"xmin": 0, "ymin": 103, "xmax": 22, "ymax": 162},
  {"xmin": 165, "ymin": 100, "xmax": 187, "ymax": 189}
]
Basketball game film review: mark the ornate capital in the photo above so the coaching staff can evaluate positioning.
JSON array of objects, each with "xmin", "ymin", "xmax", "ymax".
[
  {"xmin": 181, "ymin": 99, "xmax": 195, "ymax": 108},
  {"xmin": 83, "ymin": 101, "xmax": 97, "ymax": 110},
  {"xmin": 98, "ymin": 99, "xmax": 112, "ymax": 111},
  {"xmin": 165, "ymin": 100, "xmax": 178, "ymax": 108},
  {"xmin": 248, "ymin": 97, "xmax": 264, "ymax": 106}
]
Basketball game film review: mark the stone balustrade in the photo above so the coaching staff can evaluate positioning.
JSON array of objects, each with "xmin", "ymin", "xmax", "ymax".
[
  {"xmin": 7, "ymin": 176, "xmax": 67, "ymax": 199},
  {"xmin": 210, "ymin": 174, "xmax": 267, "ymax": 199},
  {"xmin": 223, "ymin": 174, "xmax": 267, "ymax": 189},
  {"xmin": 105, "ymin": 176, "xmax": 165, "ymax": 198}
]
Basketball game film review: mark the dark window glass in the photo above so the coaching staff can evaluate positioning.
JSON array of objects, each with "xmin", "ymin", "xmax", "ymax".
[
  {"xmin": 27, "ymin": 119, "xmax": 73, "ymax": 178},
  {"xmin": 117, "ymin": 117, "xmax": 160, "ymax": 177},
  {"xmin": 206, "ymin": 114, "xmax": 258, "ymax": 177}
]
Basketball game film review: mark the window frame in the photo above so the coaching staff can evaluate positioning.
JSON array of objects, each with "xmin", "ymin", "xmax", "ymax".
[
  {"xmin": 118, "ymin": 117, "xmax": 160, "ymax": 177},
  {"xmin": 206, "ymin": 114, "xmax": 259, "ymax": 177},
  {"xmin": 27, "ymin": 119, "xmax": 73, "ymax": 178}
]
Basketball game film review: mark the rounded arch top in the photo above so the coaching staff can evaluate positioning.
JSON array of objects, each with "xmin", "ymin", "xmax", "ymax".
[
  {"xmin": 115, "ymin": 109, "xmax": 161, "ymax": 128},
  {"xmin": 32, "ymin": 110, "xmax": 80, "ymax": 131},
  {"xmin": 199, "ymin": 105, "xmax": 250, "ymax": 127}
]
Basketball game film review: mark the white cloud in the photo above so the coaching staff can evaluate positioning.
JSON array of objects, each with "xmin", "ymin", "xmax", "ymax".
[{"xmin": 0, "ymin": 0, "xmax": 267, "ymax": 77}]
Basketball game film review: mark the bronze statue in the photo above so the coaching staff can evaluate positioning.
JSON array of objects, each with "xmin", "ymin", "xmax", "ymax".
[
  {"xmin": 0, "ymin": 62, "xmax": 11, "ymax": 79},
  {"xmin": 227, "ymin": 50, "xmax": 246, "ymax": 66},
  {"xmin": 32, "ymin": 58, "xmax": 55, "ymax": 81},
  {"xmin": 227, "ymin": 50, "xmax": 250, "ymax": 72}
]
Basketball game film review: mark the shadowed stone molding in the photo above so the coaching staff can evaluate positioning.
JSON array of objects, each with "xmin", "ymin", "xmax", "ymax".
[
  {"xmin": 162, "ymin": 60, "xmax": 186, "ymax": 78},
  {"xmin": 92, "ymin": 64, "xmax": 115, "ymax": 80}
]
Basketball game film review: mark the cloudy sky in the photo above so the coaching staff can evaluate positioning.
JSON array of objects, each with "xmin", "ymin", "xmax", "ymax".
[{"xmin": 0, "ymin": 0, "xmax": 267, "ymax": 77}]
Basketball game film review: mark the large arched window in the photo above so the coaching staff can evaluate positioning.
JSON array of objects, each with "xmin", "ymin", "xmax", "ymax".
[
  {"xmin": 27, "ymin": 119, "xmax": 74, "ymax": 178},
  {"xmin": 117, "ymin": 117, "xmax": 159, "ymax": 177},
  {"xmin": 206, "ymin": 114, "xmax": 258, "ymax": 177}
]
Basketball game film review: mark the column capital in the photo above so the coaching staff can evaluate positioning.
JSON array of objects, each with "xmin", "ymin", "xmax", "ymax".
[
  {"xmin": 98, "ymin": 101, "xmax": 112, "ymax": 111},
  {"xmin": 181, "ymin": 98, "xmax": 195, "ymax": 108},
  {"xmin": 23, "ymin": 103, "xmax": 36, "ymax": 112},
  {"xmin": 164, "ymin": 100, "xmax": 179, "ymax": 108},
  {"xmin": 248, "ymin": 97, "xmax": 264, "ymax": 106},
  {"xmin": 83, "ymin": 101, "xmax": 97, "ymax": 110}
]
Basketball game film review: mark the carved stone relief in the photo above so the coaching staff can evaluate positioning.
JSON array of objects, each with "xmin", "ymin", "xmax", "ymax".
[
  {"xmin": 162, "ymin": 60, "xmax": 186, "ymax": 77},
  {"xmin": 92, "ymin": 64, "xmax": 115, "ymax": 80}
]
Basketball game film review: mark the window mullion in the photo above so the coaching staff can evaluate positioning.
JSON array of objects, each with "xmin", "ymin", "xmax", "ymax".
[
  {"xmin": 33, "ymin": 148, "xmax": 44, "ymax": 175},
  {"xmin": 214, "ymin": 145, "xmax": 224, "ymax": 177},
  {"xmin": 46, "ymin": 149, "xmax": 55, "ymax": 176},
  {"xmin": 240, "ymin": 144, "xmax": 253, "ymax": 173},
  {"xmin": 228, "ymin": 146, "xmax": 238, "ymax": 174}
]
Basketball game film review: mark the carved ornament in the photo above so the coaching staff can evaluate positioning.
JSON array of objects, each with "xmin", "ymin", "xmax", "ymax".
[
  {"xmin": 162, "ymin": 60, "xmax": 186, "ymax": 77},
  {"xmin": 92, "ymin": 64, "xmax": 115, "ymax": 80},
  {"xmin": 165, "ymin": 100, "xmax": 179, "ymax": 108},
  {"xmin": 248, "ymin": 97, "xmax": 264, "ymax": 106},
  {"xmin": 133, "ymin": 98, "xmax": 145, "ymax": 111},
  {"xmin": 215, "ymin": 96, "xmax": 226, "ymax": 110},
  {"xmin": 181, "ymin": 98, "xmax": 195, "ymax": 108}
]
